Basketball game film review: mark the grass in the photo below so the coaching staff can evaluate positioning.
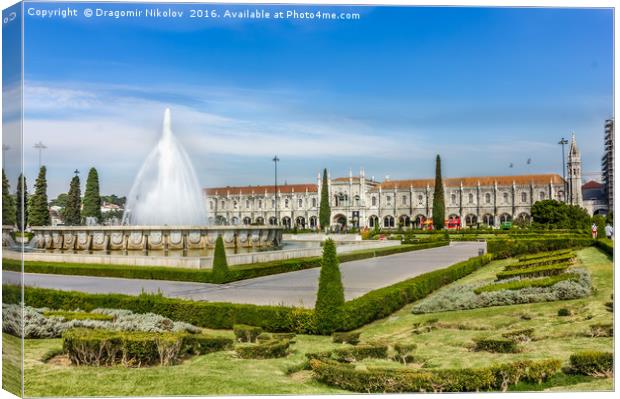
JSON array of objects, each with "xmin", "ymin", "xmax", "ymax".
[
  {"xmin": 15, "ymin": 247, "xmax": 613, "ymax": 396},
  {"xmin": 2, "ymin": 332, "xmax": 22, "ymax": 396}
]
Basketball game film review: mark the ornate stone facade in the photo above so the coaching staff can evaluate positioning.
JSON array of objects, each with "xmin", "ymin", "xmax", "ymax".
[{"xmin": 204, "ymin": 172, "xmax": 567, "ymax": 229}]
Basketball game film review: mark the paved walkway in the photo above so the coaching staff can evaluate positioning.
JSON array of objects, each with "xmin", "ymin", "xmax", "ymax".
[{"xmin": 3, "ymin": 241, "xmax": 485, "ymax": 308}]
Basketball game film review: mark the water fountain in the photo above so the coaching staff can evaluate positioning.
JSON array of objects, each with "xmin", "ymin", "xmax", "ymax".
[
  {"xmin": 122, "ymin": 108, "xmax": 207, "ymax": 226},
  {"xmin": 29, "ymin": 109, "xmax": 282, "ymax": 261}
]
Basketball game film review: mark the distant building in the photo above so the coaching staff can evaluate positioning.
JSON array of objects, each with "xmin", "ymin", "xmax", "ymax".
[
  {"xmin": 602, "ymin": 118, "xmax": 614, "ymax": 213},
  {"xmin": 582, "ymin": 180, "xmax": 608, "ymax": 216}
]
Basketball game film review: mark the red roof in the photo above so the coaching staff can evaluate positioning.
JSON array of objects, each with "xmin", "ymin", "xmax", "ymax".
[
  {"xmin": 582, "ymin": 180, "xmax": 603, "ymax": 190},
  {"xmin": 377, "ymin": 174, "xmax": 564, "ymax": 190}
]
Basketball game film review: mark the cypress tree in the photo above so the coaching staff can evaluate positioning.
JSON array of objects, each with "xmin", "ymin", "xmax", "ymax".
[
  {"xmin": 64, "ymin": 175, "xmax": 82, "ymax": 225},
  {"xmin": 212, "ymin": 235, "xmax": 229, "ymax": 282},
  {"xmin": 15, "ymin": 174, "xmax": 28, "ymax": 231},
  {"xmin": 82, "ymin": 167, "xmax": 102, "ymax": 223},
  {"xmin": 29, "ymin": 166, "xmax": 50, "ymax": 226},
  {"xmin": 319, "ymin": 168, "xmax": 331, "ymax": 230},
  {"xmin": 2, "ymin": 170, "xmax": 16, "ymax": 226},
  {"xmin": 315, "ymin": 239, "xmax": 345, "ymax": 334},
  {"xmin": 432, "ymin": 155, "xmax": 445, "ymax": 230}
]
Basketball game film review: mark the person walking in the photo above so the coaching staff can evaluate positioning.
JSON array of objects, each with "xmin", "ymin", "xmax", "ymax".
[
  {"xmin": 591, "ymin": 223, "xmax": 598, "ymax": 239},
  {"xmin": 605, "ymin": 223, "xmax": 614, "ymax": 239}
]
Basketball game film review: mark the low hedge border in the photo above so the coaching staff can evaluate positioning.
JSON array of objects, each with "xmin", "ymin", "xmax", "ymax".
[
  {"xmin": 474, "ymin": 273, "xmax": 579, "ymax": 294},
  {"xmin": 495, "ymin": 263, "xmax": 570, "ymax": 280},
  {"xmin": 235, "ymin": 339, "xmax": 290, "ymax": 359},
  {"xmin": 505, "ymin": 254, "xmax": 575, "ymax": 271},
  {"xmin": 42, "ymin": 310, "xmax": 114, "ymax": 321},
  {"xmin": 487, "ymin": 237, "xmax": 593, "ymax": 259},
  {"xmin": 2, "ymin": 241, "xmax": 448, "ymax": 285},
  {"xmin": 593, "ymin": 239, "xmax": 613, "ymax": 257},
  {"xmin": 309, "ymin": 358, "xmax": 562, "ymax": 393},
  {"xmin": 518, "ymin": 249, "xmax": 574, "ymax": 262},
  {"xmin": 2, "ymin": 254, "xmax": 492, "ymax": 335},
  {"xmin": 472, "ymin": 338, "xmax": 519, "ymax": 353}
]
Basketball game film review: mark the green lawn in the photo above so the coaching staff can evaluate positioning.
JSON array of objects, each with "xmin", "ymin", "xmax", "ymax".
[{"xmin": 15, "ymin": 247, "xmax": 613, "ymax": 396}]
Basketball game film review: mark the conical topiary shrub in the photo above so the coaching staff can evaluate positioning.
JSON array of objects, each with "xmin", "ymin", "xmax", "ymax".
[
  {"xmin": 212, "ymin": 235, "xmax": 229, "ymax": 282},
  {"xmin": 315, "ymin": 239, "xmax": 345, "ymax": 334}
]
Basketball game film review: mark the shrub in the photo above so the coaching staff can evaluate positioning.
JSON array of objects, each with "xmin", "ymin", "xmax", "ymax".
[
  {"xmin": 474, "ymin": 273, "xmax": 579, "ymax": 294},
  {"xmin": 332, "ymin": 331, "xmax": 361, "ymax": 345},
  {"xmin": 594, "ymin": 238, "xmax": 613, "ymax": 257},
  {"xmin": 496, "ymin": 263, "xmax": 570, "ymax": 280},
  {"xmin": 557, "ymin": 308, "xmax": 572, "ymax": 317},
  {"xmin": 569, "ymin": 352, "xmax": 613, "ymax": 377},
  {"xmin": 588, "ymin": 323, "xmax": 613, "ymax": 337},
  {"xmin": 315, "ymin": 239, "xmax": 345, "ymax": 334},
  {"xmin": 212, "ymin": 235, "xmax": 229, "ymax": 282},
  {"xmin": 506, "ymin": 253, "xmax": 575, "ymax": 270},
  {"xmin": 518, "ymin": 249, "xmax": 573, "ymax": 262},
  {"xmin": 501, "ymin": 328, "xmax": 534, "ymax": 343},
  {"xmin": 235, "ymin": 339, "xmax": 290, "ymax": 359},
  {"xmin": 490, "ymin": 359, "xmax": 562, "ymax": 389},
  {"xmin": 182, "ymin": 335, "xmax": 233, "ymax": 355},
  {"xmin": 393, "ymin": 343, "xmax": 417, "ymax": 365},
  {"xmin": 473, "ymin": 338, "xmax": 519, "ymax": 353},
  {"xmin": 233, "ymin": 324, "xmax": 263, "ymax": 343},
  {"xmin": 332, "ymin": 344, "xmax": 389, "ymax": 362}
]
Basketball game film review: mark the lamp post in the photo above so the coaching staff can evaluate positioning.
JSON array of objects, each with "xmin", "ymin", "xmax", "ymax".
[
  {"xmin": 273, "ymin": 155, "xmax": 279, "ymax": 226},
  {"xmin": 34, "ymin": 141, "xmax": 47, "ymax": 169},
  {"xmin": 558, "ymin": 138, "xmax": 569, "ymax": 203}
]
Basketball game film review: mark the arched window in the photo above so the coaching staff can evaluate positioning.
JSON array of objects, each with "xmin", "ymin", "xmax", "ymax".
[
  {"xmin": 246, "ymin": 200, "xmax": 250, "ymax": 208},
  {"xmin": 312, "ymin": 198, "xmax": 317, "ymax": 207},
  {"xmin": 258, "ymin": 200, "xmax": 262, "ymax": 209},
  {"xmin": 369, "ymin": 215, "xmax": 378, "ymax": 228},
  {"xmin": 558, "ymin": 190, "xmax": 564, "ymax": 200},
  {"xmin": 233, "ymin": 201, "xmax": 238, "ymax": 209},
  {"xmin": 298, "ymin": 199, "xmax": 303, "ymax": 208},
  {"xmin": 383, "ymin": 215, "xmax": 395, "ymax": 228},
  {"xmin": 310, "ymin": 216, "xmax": 317, "ymax": 228},
  {"xmin": 539, "ymin": 191, "xmax": 545, "ymax": 200},
  {"xmin": 269, "ymin": 216, "xmax": 277, "ymax": 225},
  {"xmin": 418, "ymin": 195, "xmax": 423, "ymax": 204},
  {"xmin": 243, "ymin": 217, "xmax": 251, "ymax": 225},
  {"xmin": 485, "ymin": 193, "xmax": 491, "ymax": 204},
  {"xmin": 402, "ymin": 195, "xmax": 407, "ymax": 205},
  {"xmin": 451, "ymin": 194, "xmax": 456, "ymax": 204},
  {"xmin": 521, "ymin": 192, "xmax": 527, "ymax": 203},
  {"xmin": 468, "ymin": 193, "xmax": 474, "ymax": 204},
  {"xmin": 503, "ymin": 192, "xmax": 509, "ymax": 203},
  {"xmin": 285, "ymin": 199, "xmax": 289, "ymax": 208},
  {"xmin": 371, "ymin": 196, "xmax": 377, "ymax": 206},
  {"xmin": 386, "ymin": 196, "xmax": 392, "ymax": 205},
  {"xmin": 209, "ymin": 201, "xmax": 214, "ymax": 210}
]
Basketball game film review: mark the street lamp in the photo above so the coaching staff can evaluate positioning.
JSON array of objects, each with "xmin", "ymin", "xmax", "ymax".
[
  {"xmin": 34, "ymin": 141, "xmax": 47, "ymax": 169},
  {"xmin": 558, "ymin": 138, "xmax": 569, "ymax": 203},
  {"xmin": 273, "ymin": 155, "xmax": 279, "ymax": 226}
]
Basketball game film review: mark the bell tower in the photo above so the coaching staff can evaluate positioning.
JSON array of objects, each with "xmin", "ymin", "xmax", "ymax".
[{"xmin": 567, "ymin": 133, "xmax": 583, "ymax": 206}]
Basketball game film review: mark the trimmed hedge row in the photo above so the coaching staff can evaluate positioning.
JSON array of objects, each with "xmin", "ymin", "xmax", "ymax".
[
  {"xmin": 505, "ymin": 253, "xmax": 575, "ymax": 271},
  {"xmin": 63, "ymin": 328, "xmax": 232, "ymax": 367},
  {"xmin": 495, "ymin": 263, "xmax": 570, "ymax": 280},
  {"xmin": 309, "ymin": 358, "xmax": 562, "ymax": 393},
  {"xmin": 235, "ymin": 339, "xmax": 290, "ymax": 359},
  {"xmin": 473, "ymin": 338, "xmax": 519, "ymax": 353},
  {"xmin": 487, "ymin": 237, "xmax": 593, "ymax": 259},
  {"xmin": 2, "ymin": 254, "xmax": 492, "ymax": 335},
  {"xmin": 593, "ymin": 239, "xmax": 613, "ymax": 257},
  {"xmin": 43, "ymin": 310, "xmax": 113, "ymax": 321},
  {"xmin": 569, "ymin": 352, "xmax": 613, "ymax": 377},
  {"xmin": 474, "ymin": 273, "xmax": 579, "ymax": 294},
  {"xmin": 518, "ymin": 249, "xmax": 573, "ymax": 262},
  {"xmin": 2, "ymin": 241, "xmax": 448, "ymax": 284}
]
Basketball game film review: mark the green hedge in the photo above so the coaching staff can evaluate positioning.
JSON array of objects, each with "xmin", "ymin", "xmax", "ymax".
[
  {"xmin": 474, "ymin": 273, "xmax": 579, "ymax": 294},
  {"xmin": 63, "ymin": 328, "xmax": 232, "ymax": 367},
  {"xmin": 233, "ymin": 324, "xmax": 263, "ymax": 343},
  {"xmin": 42, "ymin": 310, "xmax": 113, "ymax": 321},
  {"xmin": 495, "ymin": 263, "xmax": 570, "ymax": 280},
  {"xmin": 3, "ymin": 255, "xmax": 491, "ymax": 335},
  {"xmin": 505, "ymin": 253, "xmax": 575, "ymax": 271},
  {"xmin": 309, "ymin": 358, "xmax": 561, "ymax": 392},
  {"xmin": 332, "ymin": 331, "xmax": 361, "ymax": 345},
  {"xmin": 518, "ymin": 249, "xmax": 574, "ymax": 262},
  {"xmin": 594, "ymin": 239, "xmax": 613, "ymax": 257},
  {"xmin": 2, "ymin": 241, "xmax": 448, "ymax": 284},
  {"xmin": 569, "ymin": 352, "xmax": 613, "ymax": 377},
  {"xmin": 332, "ymin": 344, "xmax": 389, "ymax": 362},
  {"xmin": 235, "ymin": 339, "xmax": 290, "ymax": 359},
  {"xmin": 473, "ymin": 338, "xmax": 519, "ymax": 353},
  {"xmin": 487, "ymin": 237, "xmax": 593, "ymax": 259}
]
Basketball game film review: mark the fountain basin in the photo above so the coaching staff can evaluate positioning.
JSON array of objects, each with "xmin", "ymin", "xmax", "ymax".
[{"xmin": 30, "ymin": 225, "xmax": 283, "ymax": 252}]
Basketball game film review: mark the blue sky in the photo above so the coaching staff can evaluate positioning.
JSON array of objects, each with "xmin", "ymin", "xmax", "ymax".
[{"xmin": 10, "ymin": 2, "xmax": 614, "ymax": 197}]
